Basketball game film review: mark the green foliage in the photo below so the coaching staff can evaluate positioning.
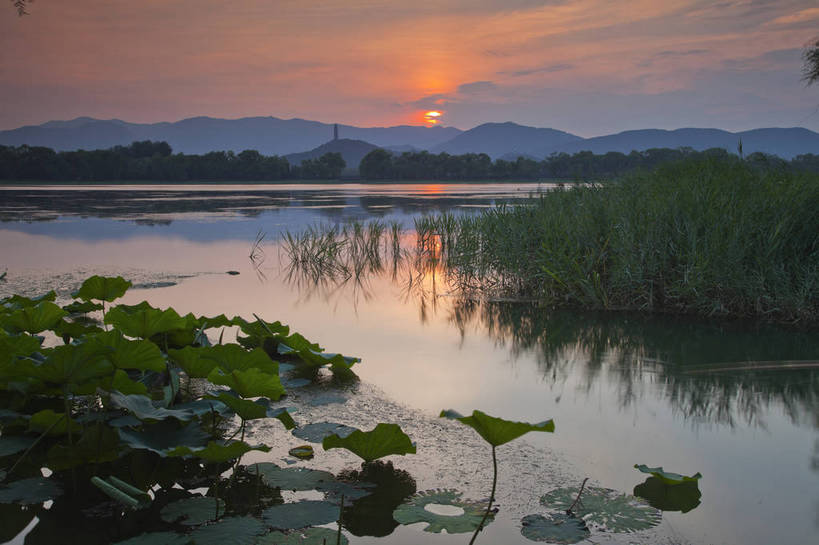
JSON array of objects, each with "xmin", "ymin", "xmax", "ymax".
[
  {"xmin": 207, "ymin": 366, "xmax": 284, "ymax": 400},
  {"xmin": 633, "ymin": 477, "xmax": 702, "ymax": 513},
  {"xmin": 3, "ymin": 301, "xmax": 67, "ymax": 334},
  {"xmin": 252, "ymin": 463, "xmax": 335, "ymax": 491},
  {"xmin": 292, "ymin": 421, "xmax": 358, "ymax": 443},
  {"xmin": 90, "ymin": 331, "xmax": 167, "ymax": 372},
  {"xmin": 0, "ymin": 477, "xmax": 62, "ymax": 504},
  {"xmin": 540, "ymin": 486, "xmax": 662, "ymax": 533},
  {"xmin": 634, "ymin": 464, "xmax": 702, "ymax": 485},
  {"xmin": 393, "ymin": 489, "xmax": 489, "ymax": 533},
  {"xmin": 322, "ymin": 422, "xmax": 416, "ymax": 462},
  {"xmin": 440, "ymin": 409, "xmax": 554, "ymax": 447},
  {"xmin": 73, "ymin": 275, "xmax": 132, "ymax": 302},
  {"xmin": 113, "ymin": 532, "xmax": 192, "ymax": 545},
  {"xmin": 28, "ymin": 409, "xmax": 81, "ymax": 436},
  {"xmin": 118, "ymin": 421, "xmax": 210, "ymax": 456},
  {"xmin": 105, "ymin": 301, "xmax": 190, "ymax": 339},
  {"xmin": 166, "ymin": 440, "xmax": 271, "ymax": 462},
  {"xmin": 90, "ymin": 476, "xmax": 151, "ymax": 509},
  {"xmin": 160, "ymin": 496, "xmax": 225, "ymax": 525}
]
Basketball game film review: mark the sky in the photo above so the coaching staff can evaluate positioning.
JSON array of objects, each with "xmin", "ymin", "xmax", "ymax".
[{"xmin": 1, "ymin": 0, "xmax": 818, "ymax": 136}]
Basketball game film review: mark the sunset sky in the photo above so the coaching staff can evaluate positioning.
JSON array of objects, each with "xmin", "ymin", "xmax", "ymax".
[{"xmin": 2, "ymin": 0, "xmax": 818, "ymax": 135}]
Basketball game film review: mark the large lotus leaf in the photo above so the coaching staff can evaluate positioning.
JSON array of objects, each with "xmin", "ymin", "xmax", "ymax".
[
  {"xmin": 201, "ymin": 345, "xmax": 278, "ymax": 375},
  {"xmin": 0, "ymin": 503, "xmax": 36, "ymax": 543},
  {"xmin": 440, "ymin": 409, "xmax": 554, "ymax": 447},
  {"xmin": 234, "ymin": 316, "xmax": 289, "ymax": 348},
  {"xmin": 47, "ymin": 424, "xmax": 121, "ymax": 470},
  {"xmin": 90, "ymin": 331, "xmax": 166, "ymax": 372},
  {"xmin": 62, "ymin": 300, "xmax": 104, "ymax": 314},
  {"xmin": 173, "ymin": 398, "xmax": 232, "ymax": 418},
  {"xmin": 634, "ymin": 464, "xmax": 702, "ymax": 485},
  {"xmin": 105, "ymin": 302, "xmax": 189, "ymax": 339},
  {"xmin": 0, "ymin": 476, "xmax": 62, "ymax": 504},
  {"xmin": 109, "ymin": 391, "xmax": 196, "ymax": 421},
  {"xmin": 113, "ymin": 532, "xmax": 192, "ymax": 545},
  {"xmin": 2, "ymin": 290, "xmax": 57, "ymax": 310},
  {"xmin": 207, "ymin": 367, "xmax": 285, "ymax": 400},
  {"xmin": 0, "ymin": 435, "xmax": 36, "ymax": 456},
  {"xmin": 292, "ymin": 422, "xmax": 358, "ymax": 444},
  {"xmin": 168, "ymin": 346, "xmax": 216, "ymax": 378},
  {"xmin": 106, "ymin": 369, "xmax": 149, "ymax": 395},
  {"xmin": 393, "ymin": 489, "xmax": 489, "ymax": 534},
  {"xmin": 28, "ymin": 409, "xmax": 82, "ymax": 436},
  {"xmin": 166, "ymin": 440, "xmax": 270, "ymax": 462},
  {"xmin": 73, "ymin": 275, "xmax": 132, "ymax": 302},
  {"xmin": 160, "ymin": 496, "xmax": 225, "ymax": 526},
  {"xmin": 34, "ymin": 342, "xmax": 114, "ymax": 392},
  {"xmin": 520, "ymin": 513, "xmax": 590, "ymax": 543},
  {"xmin": 258, "ymin": 400, "xmax": 297, "ymax": 430},
  {"xmin": 4, "ymin": 301, "xmax": 67, "ymax": 334},
  {"xmin": 323, "ymin": 423, "xmax": 416, "ymax": 463},
  {"xmin": 278, "ymin": 333, "xmax": 360, "ymax": 372},
  {"xmin": 53, "ymin": 318, "xmax": 104, "ymax": 341},
  {"xmin": 257, "ymin": 528, "xmax": 348, "ymax": 545},
  {"xmin": 540, "ymin": 486, "xmax": 661, "ymax": 533},
  {"xmin": 633, "ymin": 477, "xmax": 702, "ymax": 513},
  {"xmin": 192, "ymin": 313, "xmax": 236, "ymax": 330},
  {"xmin": 261, "ymin": 500, "xmax": 340, "ymax": 530},
  {"xmin": 204, "ymin": 392, "xmax": 267, "ymax": 420},
  {"xmin": 252, "ymin": 463, "xmax": 335, "ymax": 491},
  {"xmin": 0, "ymin": 330, "xmax": 41, "ymax": 361},
  {"xmin": 189, "ymin": 515, "xmax": 267, "ymax": 545},
  {"xmin": 118, "ymin": 420, "xmax": 210, "ymax": 456}
]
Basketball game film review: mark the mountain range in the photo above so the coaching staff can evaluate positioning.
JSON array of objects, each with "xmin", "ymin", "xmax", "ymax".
[{"xmin": 2, "ymin": 117, "xmax": 818, "ymax": 167}]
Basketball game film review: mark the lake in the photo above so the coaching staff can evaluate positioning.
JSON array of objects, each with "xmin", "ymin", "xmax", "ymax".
[{"xmin": 1, "ymin": 183, "xmax": 817, "ymax": 545}]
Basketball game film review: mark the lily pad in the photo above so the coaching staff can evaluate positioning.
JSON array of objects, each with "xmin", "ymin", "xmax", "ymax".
[
  {"xmin": 109, "ymin": 392, "xmax": 196, "ymax": 421},
  {"xmin": 440, "ymin": 409, "xmax": 554, "ymax": 447},
  {"xmin": 113, "ymin": 532, "xmax": 192, "ymax": 545},
  {"xmin": 253, "ymin": 463, "xmax": 334, "ymax": 491},
  {"xmin": 393, "ymin": 489, "xmax": 489, "ymax": 534},
  {"xmin": 288, "ymin": 445, "xmax": 314, "ymax": 459},
  {"xmin": 634, "ymin": 464, "xmax": 702, "ymax": 485},
  {"xmin": 540, "ymin": 486, "xmax": 661, "ymax": 533},
  {"xmin": 633, "ymin": 477, "xmax": 702, "ymax": 513},
  {"xmin": 292, "ymin": 422, "xmax": 358, "ymax": 444},
  {"xmin": 0, "ymin": 476, "xmax": 63, "ymax": 504},
  {"xmin": 118, "ymin": 420, "xmax": 210, "ymax": 456},
  {"xmin": 262, "ymin": 500, "xmax": 340, "ymax": 530},
  {"xmin": 167, "ymin": 440, "xmax": 270, "ymax": 462},
  {"xmin": 323, "ymin": 423, "xmax": 416, "ymax": 463},
  {"xmin": 73, "ymin": 275, "xmax": 132, "ymax": 302},
  {"xmin": 160, "ymin": 496, "xmax": 225, "ymax": 526},
  {"xmin": 520, "ymin": 513, "xmax": 590, "ymax": 543},
  {"xmin": 189, "ymin": 516, "xmax": 266, "ymax": 545},
  {"xmin": 257, "ymin": 528, "xmax": 348, "ymax": 545}
]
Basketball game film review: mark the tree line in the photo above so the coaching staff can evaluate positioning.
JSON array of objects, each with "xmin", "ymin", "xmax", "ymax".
[
  {"xmin": 359, "ymin": 147, "xmax": 819, "ymax": 180},
  {"xmin": 0, "ymin": 141, "xmax": 345, "ymax": 181}
]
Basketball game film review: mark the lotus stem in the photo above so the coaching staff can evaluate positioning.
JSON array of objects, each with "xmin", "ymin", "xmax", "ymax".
[
  {"xmin": 469, "ymin": 445, "xmax": 497, "ymax": 545},
  {"xmin": 566, "ymin": 477, "xmax": 589, "ymax": 516}
]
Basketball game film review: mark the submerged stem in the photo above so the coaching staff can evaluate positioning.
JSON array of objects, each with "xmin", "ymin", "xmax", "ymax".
[{"xmin": 469, "ymin": 445, "xmax": 497, "ymax": 545}]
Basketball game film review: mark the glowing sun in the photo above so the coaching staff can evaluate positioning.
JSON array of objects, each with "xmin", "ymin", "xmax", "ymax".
[{"xmin": 423, "ymin": 111, "xmax": 443, "ymax": 125}]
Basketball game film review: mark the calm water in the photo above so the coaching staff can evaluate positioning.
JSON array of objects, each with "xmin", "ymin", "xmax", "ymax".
[{"xmin": 0, "ymin": 183, "xmax": 817, "ymax": 545}]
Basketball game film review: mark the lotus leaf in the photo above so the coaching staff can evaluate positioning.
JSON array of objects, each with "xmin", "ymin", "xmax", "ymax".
[
  {"xmin": 0, "ymin": 435, "xmax": 35, "ymax": 457},
  {"xmin": 0, "ymin": 330, "xmax": 41, "ymax": 361},
  {"xmin": 440, "ymin": 409, "xmax": 554, "ymax": 447},
  {"xmin": 520, "ymin": 513, "xmax": 590, "ymax": 543},
  {"xmin": 253, "ymin": 463, "xmax": 335, "ymax": 491},
  {"xmin": 4, "ymin": 301, "xmax": 67, "ymax": 334},
  {"xmin": 288, "ymin": 445, "xmax": 314, "ymax": 459},
  {"xmin": 0, "ymin": 476, "xmax": 62, "ymax": 504},
  {"xmin": 54, "ymin": 319, "xmax": 103, "ymax": 342},
  {"xmin": 202, "ymin": 345, "xmax": 279, "ymax": 374},
  {"xmin": 107, "ymin": 369, "xmax": 149, "ymax": 395},
  {"xmin": 234, "ymin": 316, "xmax": 289, "ymax": 348},
  {"xmin": 47, "ymin": 424, "xmax": 121, "ymax": 470},
  {"xmin": 118, "ymin": 420, "xmax": 210, "ymax": 456},
  {"xmin": 105, "ymin": 302, "xmax": 189, "ymax": 339},
  {"xmin": 113, "ymin": 532, "xmax": 192, "ymax": 545},
  {"xmin": 204, "ymin": 392, "xmax": 267, "ymax": 420},
  {"xmin": 62, "ymin": 300, "xmax": 104, "ymax": 314},
  {"xmin": 292, "ymin": 422, "xmax": 357, "ymax": 444},
  {"xmin": 540, "ymin": 486, "xmax": 661, "ymax": 533},
  {"xmin": 110, "ymin": 392, "xmax": 196, "ymax": 421},
  {"xmin": 90, "ymin": 331, "xmax": 167, "ymax": 372},
  {"xmin": 633, "ymin": 477, "xmax": 702, "ymax": 513},
  {"xmin": 393, "ymin": 489, "xmax": 489, "ymax": 534},
  {"xmin": 262, "ymin": 403, "xmax": 297, "ymax": 430},
  {"xmin": 28, "ymin": 409, "xmax": 81, "ymax": 436},
  {"xmin": 173, "ymin": 398, "xmax": 232, "ymax": 418},
  {"xmin": 323, "ymin": 423, "xmax": 416, "ymax": 462},
  {"xmin": 257, "ymin": 528, "xmax": 348, "ymax": 545},
  {"xmin": 261, "ymin": 500, "xmax": 340, "ymax": 530},
  {"xmin": 167, "ymin": 440, "xmax": 270, "ymax": 462},
  {"xmin": 168, "ymin": 346, "xmax": 216, "ymax": 378},
  {"xmin": 73, "ymin": 275, "xmax": 132, "ymax": 302},
  {"xmin": 160, "ymin": 496, "xmax": 225, "ymax": 526},
  {"xmin": 189, "ymin": 516, "xmax": 267, "ymax": 545},
  {"xmin": 278, "ymin": 333, "xmax": 360, "ymax": 373},
  {"xmin": 207, "ymin": 366, "xmax": 285, "ymax": 400},
  {"xmin": 634, "ymin": 464, "xmax": 702, "ymax": 485},
  {"xmin": 192, "ymin": 313, "xmax": 236, "ymax": 330},
  {"xmin": 35, "ymin": 342, "xmax": 114, "ymax": 393}
]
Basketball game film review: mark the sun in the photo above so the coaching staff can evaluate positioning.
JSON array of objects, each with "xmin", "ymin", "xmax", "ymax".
[{"xmin": 423, "ymin": 111, "xmax": 443, "ymax": 125}]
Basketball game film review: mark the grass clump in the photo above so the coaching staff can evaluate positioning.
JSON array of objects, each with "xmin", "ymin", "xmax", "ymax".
[{"xmin": 420, "ymin": 157, "xmax": 818, "ymax": 322}]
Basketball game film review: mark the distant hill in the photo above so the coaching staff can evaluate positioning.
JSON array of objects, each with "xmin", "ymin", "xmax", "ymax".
[
  {"xmin": 431, "ymin": 122, "xmax": 582, "ymax": 159},
  {"xmin": 0, "ymin": 116, "xmax": 461, "ymax": 156},
  {"xmin": 285, "ymin": 138, "xmax": 378, "ymax": 173},
  {"xmin": 542, "ymin": 127, "xmax": 819, "ymax": 160}
]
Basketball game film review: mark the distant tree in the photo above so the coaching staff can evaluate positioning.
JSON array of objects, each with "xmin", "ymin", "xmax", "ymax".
[{"xmin": 804, "ymin": 37, "xmax": 819, "ymax": 85}]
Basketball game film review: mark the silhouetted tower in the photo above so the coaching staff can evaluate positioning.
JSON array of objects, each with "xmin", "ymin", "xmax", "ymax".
[{"xmin": 333, "ymin": 123, "xmax": 339, "ymax": 141}]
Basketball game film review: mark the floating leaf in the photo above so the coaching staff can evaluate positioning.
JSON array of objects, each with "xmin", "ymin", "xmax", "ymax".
[
  {"xmin": 105, "ymin": 302, "xmax": 189, "ymax": 339},
  {"xmin": 292, "ymin": 422, "xmax": 358, "ymax": 444},
  {"xmin": 109, "ymin": 392, "xmax": 196, "ymax": 421},
  {"xmin": 90, "ymin": 331, "xmax": 166, "ymax": 372},
  {"xmin": 0, "ymin": 435, "xmax": 35, "ymax": 457},
  {"xmin": 520, "ymin": 513, "xmax": 590, "ymax": 543},
  {"xmin": 253, "ymin": 463, "xmax": 334, "ymax": 491},
  {"xmin": 4, "ymin": 301, "xmax": 67, "ymax": 334},
  {"xmin": 288, "ymin": 445, "xmax": 314, "ymax": 459},
  {"xmin": 207, "ymin": 366, "xmax": 285, "ymax": 400},
  {"xmin": 189, "ymin": 516, "xmax": 266, "ymax": 545},
  {"xmin": 73, "ymin": 275, "xmax": 132, "ymax": 302},
  {"xmin": 540, "ymin": 486, "xmax": 661, "ymax": 533},
  {"xmin": 634, "ymin": 464, "xmax": 702, "ymax": 485},
  {"xmin": 323, "ymin": 423, "xmax": 416, "ymax": 463},
  {"xmin": 393, "ymin": 489, "xmax": 489, "ymax": 534},
  {"xmin": 261, "ymin": 500, "xmax": 340, "ymax": 530},
  {"xmin": 113, "ymin": 532, "xmax": 192, "ymax": 545},
  {"xmin": 257, "ymin": 528, "xmax": 348, "ymax": 545},
  {"xmin": 633, "ymin": 477, "xmax": 702, "ymax": 513},
  {"xmin": 160, "ymin": 496, "xmax": 225, "ymax": 526},
  {"xmin": 108, "ymin": 369, "xmax": 148, "ymax": 395},
  {"xmin": 440, "ymin": 409, "xmax": 554, "ymax": 447},
  {"xmin": 0, "ymin": 477, "xmax": 62, "ymax": 504},
  {"xmin": 118, "ymin": 420, "xmax": 210, "ymax": 456},
  {"xmin": 167, "ymin": 440, "xmax": 270, "ymax": 463}
]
